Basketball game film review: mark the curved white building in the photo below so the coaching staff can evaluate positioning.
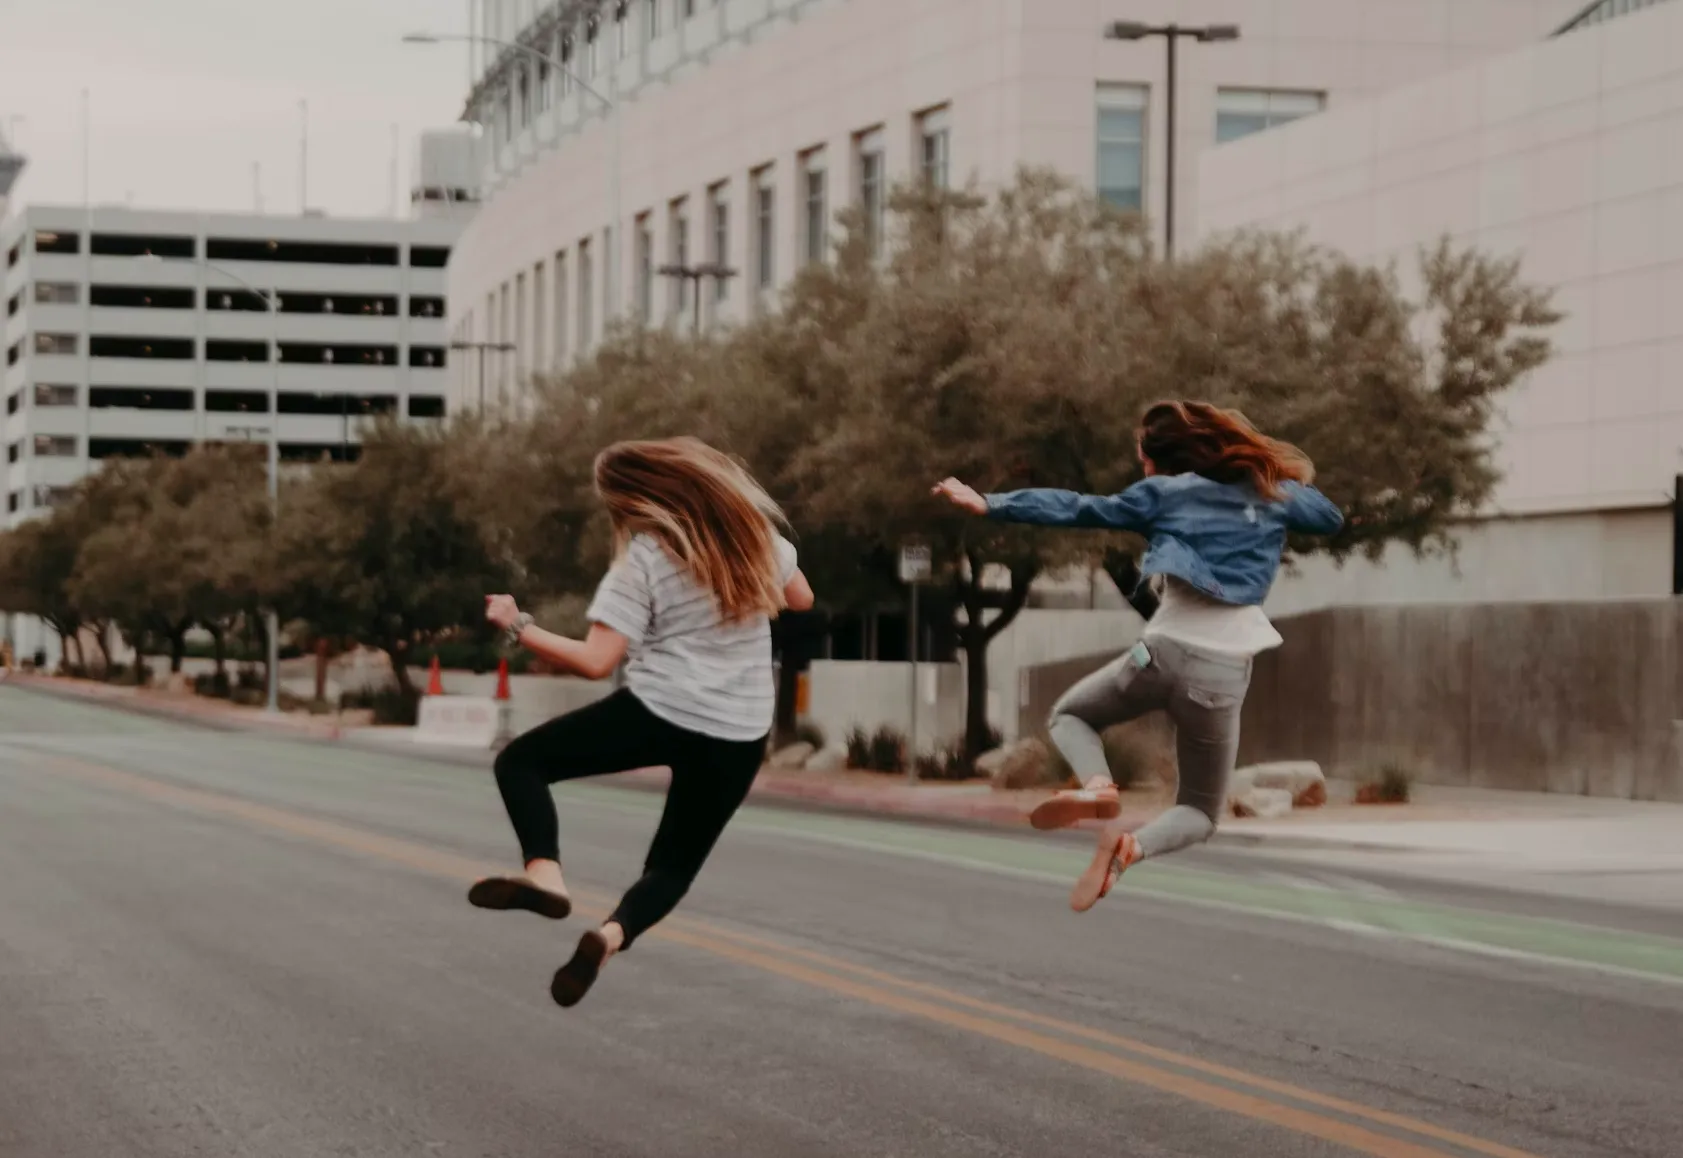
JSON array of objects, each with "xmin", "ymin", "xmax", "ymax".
[{"xmin": 449, "ymin": 0, "xmax": 1587, "ymax": 411}]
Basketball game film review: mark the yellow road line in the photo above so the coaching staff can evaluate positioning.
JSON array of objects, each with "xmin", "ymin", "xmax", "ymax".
[{"xmin": 32, "ymin": 753, "xmax": 1544, "ymax": 1158}]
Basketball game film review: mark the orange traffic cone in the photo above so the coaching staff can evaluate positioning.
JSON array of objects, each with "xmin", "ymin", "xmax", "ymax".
[
  {"xmin": 426, "ymin": 655, "xmax": 443, "ymax": 696},
  {"xmin": 494, "ymin": 658, "xmax": 511, "ymax": 701}
]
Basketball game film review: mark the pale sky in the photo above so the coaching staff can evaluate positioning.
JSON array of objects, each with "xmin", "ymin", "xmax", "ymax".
[{"xmin": 0, "ymin": 0, "xmax": 475, "ymax": 219}]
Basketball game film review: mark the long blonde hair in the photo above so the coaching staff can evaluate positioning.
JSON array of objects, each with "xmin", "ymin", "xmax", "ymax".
[{"xmin": 594, "ymin": 436, "xmax": 788, "ymax": 621}]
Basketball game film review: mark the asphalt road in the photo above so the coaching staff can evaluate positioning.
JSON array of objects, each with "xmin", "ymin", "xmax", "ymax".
[{"xmin": 2, "ymin": 684, "xmax": 1680, "ymax": 1158}]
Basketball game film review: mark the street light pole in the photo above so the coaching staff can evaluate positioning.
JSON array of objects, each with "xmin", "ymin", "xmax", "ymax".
[
  {"xmin": 656, "ymin": 263, "xmax": 737, "ymax": 335},
  {"xmin": 1103, "ymin": 21, "xmax": 1239, "ymax": 260},
  {"xmin": 404, "ymin": 31, "xmax": 622, "ymax": 328}
]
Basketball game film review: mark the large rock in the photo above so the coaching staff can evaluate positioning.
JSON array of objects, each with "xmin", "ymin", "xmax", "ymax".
[
  {"xmin": 989, "ymin": 739, "xmax": 1061, "ymax": 791},
  {"xmin": 1242, "ymin": 761, "xmax": 1327, "ymax": 808},
  {"xmin": 1229, "ymin": 786, "xmax": 1294, "ymax": 819},
  {"xmin": 768, "ymin": 742, "xmax": 815, "ymax": 771},
  {"xmin": 805, "ymin": 743, "xmax": 848, "ymax": 774}
]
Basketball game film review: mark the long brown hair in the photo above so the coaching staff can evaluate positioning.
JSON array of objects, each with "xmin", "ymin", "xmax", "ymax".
[
  {"xmin": 1137, "ymin": 401, "xmax": 1313, "ymax": 500},
  {"xmin": 594, "ymin": 436, "xmax": 787, "ymax": 621}
]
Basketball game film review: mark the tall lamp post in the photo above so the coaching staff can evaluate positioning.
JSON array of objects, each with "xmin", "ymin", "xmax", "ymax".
[
  {"xmin": 656, "ymin": 263, "xmax": 736, "ymax": 334},
  {"xmin": 449, "ymin": 339, "xmax": 518, "ymax": 411},
  {"xmin": 140, "ymin": 253, "xmax": 282, "ymax": 713},
  {"xmin": 1103, "ymin": 21, "xmax": 1239, "ymax": 260},
  {"xmin": 404, "ymin": 31, "xmax": 622, "ymax": 326}
]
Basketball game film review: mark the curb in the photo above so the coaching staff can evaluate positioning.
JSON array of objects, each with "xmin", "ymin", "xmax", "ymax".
[{"xmin": 6, "ymin": 675, "xmax": 1401, "ymax": 851}]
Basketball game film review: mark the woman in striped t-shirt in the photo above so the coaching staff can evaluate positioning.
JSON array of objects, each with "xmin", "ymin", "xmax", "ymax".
[{"xmin": 475, "ymin": 437, "xmax": 813, "ymax": 1008}]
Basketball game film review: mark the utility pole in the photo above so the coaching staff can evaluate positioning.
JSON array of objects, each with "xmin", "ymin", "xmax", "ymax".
[{"xmin": 657, "ymin": 262, "xmax": 736, "ymax": 334}]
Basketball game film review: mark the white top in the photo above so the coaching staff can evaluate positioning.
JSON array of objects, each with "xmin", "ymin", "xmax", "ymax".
[
  {"xmin": 586, "ymin": 531, "xmax": 798, "ymax": 742},
  {"xmin": 1142, "ymin": 577, "xmax": 1283, "ymax": 659}
]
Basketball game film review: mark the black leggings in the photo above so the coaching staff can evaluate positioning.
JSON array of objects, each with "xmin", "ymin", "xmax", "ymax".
[{"xmin": 491, "ymin": 688, "xmax": 764, "ymax": 950}]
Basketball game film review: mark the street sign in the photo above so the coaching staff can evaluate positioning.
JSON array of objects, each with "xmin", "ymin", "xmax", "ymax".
[{"xmin": 899, "ymin": 543, "xmax": 932, "ymax": 584}]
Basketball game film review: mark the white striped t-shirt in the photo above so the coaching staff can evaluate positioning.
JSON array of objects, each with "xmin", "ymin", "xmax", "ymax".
[{"xmin": 586, "ymin": 531, "xmax": 798, "ymax": 741}]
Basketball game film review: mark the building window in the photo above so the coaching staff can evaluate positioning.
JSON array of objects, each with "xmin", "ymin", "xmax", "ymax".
[
  {"xmin": 90, "ymin": 335, "xmax": 194, "ymax": 360},
  {"xmin": 90, "ymin": 438, "xmax": 190, "ymax": 460},
  {"xmin": 5, "ymin": 342, "xmax": 18, "ymax": 366},
  {"xmin": 645, "ymin": 0, "xmax": 662, "ymax": 40},
  {"xmin": 918, "ymin": 106, "xmax": 951, "ymax": 189},
  {"xmin": 668, "ymin": 198, "xmax": 690, "ymax": 323},
  {"xmin": 533, "ymin": 261, "xmax": 547, "ymax": 372},
  {"xmin": 708, "ymin": 184, "xmax": 730, "ymax": 306},
  {"xmin": 409, "ymin": 346, "xmax": 447, "ymax": 368},
  {"xmin": 801, "ymin": 148, "xmax": 828, "ymax": 267},
  {"xmin": 89, "ymin": 387, "xmax": 194, "ymax": 411},
  {"xmin": 5, "ymin": 242, "xmax": 19, "ymax": 267},
  {"xmin": 5, "ymin": 290, "xmax": 18, "ymax": 316},
  {"xmin": 89, "ymin": 233, "xmax": 195, "ymax": 258},
  {"xmin": 34, "ymin": 384, "xmax": 78, "ymax": 407},
  {"xmin": 278, "ymin": 343, "xmax": 398, "ymax": 366},
  {"xmin": 205, "ymin": 390, "xmax": 270, "ymax": 413},
  {"xmin": 33, "ymin": 281, "xmax": 80, "ymax": 305},
  {"xmin": 553, "ymin": 252, "xmax": 569, "ymax": 366},
  {"xmin": 616, "ymin": 1, "xmax": 629, "ymax": 58},
  {"xmin": 206, "ymin": 340, "xmax": 271, "ymax": 363},
  {"xmin": 408, "ymin": 395, "xmax": 447, "ymax": 419},
  {"xmin": 5, "ymin": 390, "xmax": 18, "ymax": 414},
  {"xmin": 577, "ymin": 240, "xmax": 594, "ymax": 348},
  {"xmin": 206, "ymin": 238, "xmax": 399, "ymax": 265},
  {"xmin": 34, "ymin": 333, "xmax": 79, "ymax": 356},
  {"xmin": 635, "ymin": 215, "xmax": 655, "ymax": 322},
  {"xmin": 1096, "ymin": 84, "xmax": 1147, "ymax": 212},
  {"xmin": 586, "ymin": 15, "xmax": 600, "ymax": 78},
  {"xmin": 33, "ymin": 230, "xmax": 80, "ymax": 256},
  {"xmin": 409, "ymin": 295, "xmax": 446, "ymax": 318},
  {"xmin": 752, "ymin": 166, "xmax": 775, "ymax": 295},
  {"xmin": 6, "ymin": 442, "xmax": 17, "ymax": 464},
  {"xmin": 1215, "ymin": 89, "xmax": 1326, "ymax": 144},
  {"xmin": 6, "ymin": 492, "xmax": 16, "ymax": 514},
  {"xmin": 855, "ymin": 128, "xmax": 886, "ymax": 257},
  {"xmin": 90, "ymin": 284, "xmax": 196, "ymax": 309},
  {"xmin": 33, "ymin": 434, "xmax": 78, "ymax": 458},
  {"xmin": 411, "ymin": 246, "xmax": 451, "ymax": 269},
  {"xmin": 560, "ymin": 37, "xmax": 575, "ymax": 98}
]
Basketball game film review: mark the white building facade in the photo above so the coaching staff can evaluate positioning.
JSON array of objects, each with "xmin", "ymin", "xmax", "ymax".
[
  {"xmin": 1, "ymin": 206, "xmax": 465, "ymax": 527},
  {"xmin": 1198, "ymin": 0, "xmax": 1683, "ymax": 611},
  {"xmin": 446, "ymin": 0, "xmax": 1588, "ymax": 413}
]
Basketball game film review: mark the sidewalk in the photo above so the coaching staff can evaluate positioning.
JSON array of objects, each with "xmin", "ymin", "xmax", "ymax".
[{"xmin": 14, "ymin": 673, "xmax": 1683, "ymax": 884}]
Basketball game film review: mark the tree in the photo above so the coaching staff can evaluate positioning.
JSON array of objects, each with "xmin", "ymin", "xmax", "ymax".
[
  {"xmin": 67, "ymin": 446, "xmax": 270, "ymax": 674},
  {"xmin": 270, "ymin": 420, "xmax": 511, "ymax": 697}
]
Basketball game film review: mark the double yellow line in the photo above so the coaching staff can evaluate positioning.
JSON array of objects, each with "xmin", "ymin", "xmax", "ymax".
[{"xmin": 35, "ymin": 751, "xmax": 1543, "ymax": 1158}]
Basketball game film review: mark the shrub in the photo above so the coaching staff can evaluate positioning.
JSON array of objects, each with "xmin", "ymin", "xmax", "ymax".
[
  {"xmin": 340, "ymin": 685, "xmax": 420, "ymax": 726},
  {"xmin": 913, "ymin": 737, "xmax": 986, "ymax": 782},
  {"xmin": 846, "ymin": 724, "xmax": 908, "ymax": 773},
  {"xmin": 235, "ymin": 664, "xmax": 264, "ymax": 692},
  {"xmin": 1357, "ymin": 763, "xmax": 1413, "ymax": 804},
  {"xmin": 194, "ymin": 671, "xmax": 233, "ymax": 699}
]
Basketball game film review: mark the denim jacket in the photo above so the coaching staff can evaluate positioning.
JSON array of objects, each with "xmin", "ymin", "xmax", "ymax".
[{"xmin": 985, "ymin": 474, "xmax": 1344, "ymax": 607}]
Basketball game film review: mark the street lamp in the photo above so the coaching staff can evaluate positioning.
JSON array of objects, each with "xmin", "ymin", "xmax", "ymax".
[
  {"xmin": 1104, "ymin": 21, "xmax": 1240, "ymax": 259},
  {"xmin": 656, "ymin": 263, "xmax": 736, "ymax": 335},
  {"xmin": 448, "ymin": 339, "xmax": 518, "ymax": 411},
  {"xmin": 403, "ymin": 30, "xmax": 623, "ymax": 328},
  {"xmin": 139, "ymin": 252, "xmax": 282, "ymax": 714}
]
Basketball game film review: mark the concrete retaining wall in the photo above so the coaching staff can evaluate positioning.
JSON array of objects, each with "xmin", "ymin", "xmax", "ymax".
[{"xmin": 1018, "ymin": 600, "xmax": 1683, "ymax": 803}]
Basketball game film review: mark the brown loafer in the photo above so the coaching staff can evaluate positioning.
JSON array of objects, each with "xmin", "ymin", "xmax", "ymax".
[
  {"xmin": 551, "ymin": 929, "xmax": 612, "ymax": 1008},
  {"xmin": 467, "ymin": 875, "xmax": 573, "ymax": 921},
  {"xmin": 1070, "ymin": 830, "xmax": 1141, "ymax": 912},
  {"xmin": 1030, "ymin": 785, "xmax": 1123, "ymax": 831}
]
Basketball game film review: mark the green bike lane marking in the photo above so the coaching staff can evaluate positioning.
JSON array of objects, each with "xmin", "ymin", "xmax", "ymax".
[{"xmin": 705, "ymin": 796, "xmax": 1683, "ymax": 987}]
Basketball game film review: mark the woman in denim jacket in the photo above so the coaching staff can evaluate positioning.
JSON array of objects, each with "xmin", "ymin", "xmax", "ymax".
[{"xmin": 935, "ymin": 401, "xmax": 1344, "ymax": 911}]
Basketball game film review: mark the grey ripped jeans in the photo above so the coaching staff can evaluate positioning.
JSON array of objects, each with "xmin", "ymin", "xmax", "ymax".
[{"xmin": 1047, "ymin": 637, "xmax": 1251, "ymax": 861}]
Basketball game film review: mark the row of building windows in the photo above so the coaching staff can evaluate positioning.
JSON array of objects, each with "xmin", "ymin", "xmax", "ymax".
[
  {"xmin": 466, "ymin": 84, "xmax": 1322, "ymax": 383},
  {"xmin": 7, "ymin": 283, "xmax": 445, "ymax": 318},
  {"xmin": 7, "ymin": 334, "xmax": 448, "ymax": 366},
  {"xmin": 4, "ymin": 231, "xmax": 450, "ymax": 269},
  {"xmin": 2, "ymin": 385, "xmax": 445, "ymax": 418}
]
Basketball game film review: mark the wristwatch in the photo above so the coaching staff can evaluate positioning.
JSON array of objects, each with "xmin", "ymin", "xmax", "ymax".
[{"xmin": 504, "ymin": 612, "xmax": 535, "ymax": 647}]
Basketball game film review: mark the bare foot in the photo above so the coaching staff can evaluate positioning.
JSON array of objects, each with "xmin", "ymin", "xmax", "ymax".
[
  {"xmin": 467, "ymin": 858, "xmax": 573, "ymax": 920},
  {"xmin": 1069, "ymin": 826, "xmax": 1142, "ymax": 912}
]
